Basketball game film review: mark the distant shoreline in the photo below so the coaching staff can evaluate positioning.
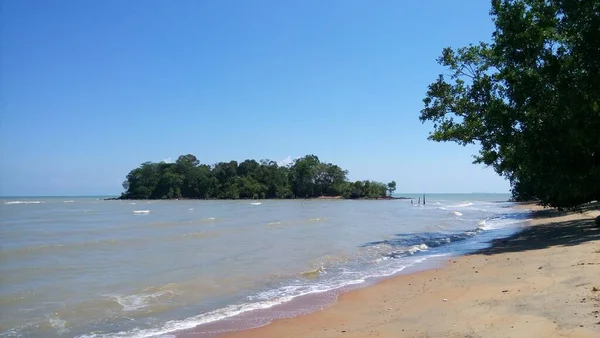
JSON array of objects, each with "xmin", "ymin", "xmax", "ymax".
[{"xmin": 105, "ymin": 196, "xmax": 413, "ymax": 201}]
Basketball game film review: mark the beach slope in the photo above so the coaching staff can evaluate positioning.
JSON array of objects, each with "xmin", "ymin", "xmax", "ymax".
[{"xmin": 220, "ymin": 204, "xmax": 600, "ymax": 337}]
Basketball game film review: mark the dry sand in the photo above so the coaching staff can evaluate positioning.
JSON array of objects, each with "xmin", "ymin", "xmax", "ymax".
[{"xmin": 221, "ymin": 203, "xmax": 600, "ymax": 338}]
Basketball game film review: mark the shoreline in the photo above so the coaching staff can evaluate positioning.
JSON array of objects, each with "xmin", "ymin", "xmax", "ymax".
[{"xmin": 177, "ymin": 202, "xmax": 600, "ymax": 338}]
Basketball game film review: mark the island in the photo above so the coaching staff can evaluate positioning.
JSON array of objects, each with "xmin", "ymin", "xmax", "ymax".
[{"xmin": 118, "ymin": 154, "xmax": 405, "ymax": 200}]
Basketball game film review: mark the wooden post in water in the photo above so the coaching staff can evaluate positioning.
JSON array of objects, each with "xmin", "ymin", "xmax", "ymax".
[
  {"xmin": 423, "ymin": 194, "xmax": 426, "ymax": 205},
  {"xmin": 418, "ymin": 197, "xmax": 421, "ymax": 204}
]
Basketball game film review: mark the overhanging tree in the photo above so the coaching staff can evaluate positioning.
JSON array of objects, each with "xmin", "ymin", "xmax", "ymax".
[{"xmin": 420, "ymin": 0, "xmax": 600, "ymax": 209}]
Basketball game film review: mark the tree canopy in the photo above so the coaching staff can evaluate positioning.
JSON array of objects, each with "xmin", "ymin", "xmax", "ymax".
[
  {"xmin": 121, "ymin": 154, "xmax": 395, "ymax": 200},
  {"xmin": 387, "ymin": 181, "xmax": 397, "ymax": 196},
  {"xmin": 420, "ymin": 0, "xmax": 599, "ymax": 209}
]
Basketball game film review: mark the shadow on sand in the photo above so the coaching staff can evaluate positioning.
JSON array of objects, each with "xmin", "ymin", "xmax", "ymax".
[{"xmin": 474, "ymin": 202, "xmax": 600, "ymax": 256}]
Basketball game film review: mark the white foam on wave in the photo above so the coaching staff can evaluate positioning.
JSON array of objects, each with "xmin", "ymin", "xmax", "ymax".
[
  {"xmin": 478, "ymin": 216, "xmax": 530, "ymax": 230},
  {"xmin": 452, "ymin": 211, "xmax": 463, "ymax": 216},
  {"xmin": 4, "ymin": 200, "xmax": 44, "ymax": 205},
  {"xmin": 407, "ymin": 243, "xmax": 429, "ymax": 255},
  {"xmin": 79, "ymin": 292, "xmax": 320, "ymax": 338},
  {"xmin": 48, "ymin": 314, "xmax": 69, "ymax": 335},
  {"xmin": 436, "ymin": 207, "xmax": 447, "ymax": 210},
  {"xmin": 113, "ymin": 290, "xmax": 174, "ymax": 312},
  {"xmin": 449, "ymin": 202, "xmax": 473, "ymax": 208},
  {"xmin": 133, "ymin": 210, "xmax": 150, "ymax": 214},
  {"xmin": 63, "ymin": 200, "xmax": 75, "ymax": 203},
  {"xmin": 250, "ymin": 202, "xmax": 261, "ymax": 205},
  {"xmin": 78, "ymin": 253, "xmax": 448, "ymax": 338}
]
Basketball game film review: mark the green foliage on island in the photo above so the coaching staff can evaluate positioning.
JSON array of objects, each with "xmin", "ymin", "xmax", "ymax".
[
  {"xmin": 420, "ymin": 0, "xmax": 599, "ymax": 209},
  {"xmin": 121, "ymin": 154, "xmax": 395, "ymax": 200}
]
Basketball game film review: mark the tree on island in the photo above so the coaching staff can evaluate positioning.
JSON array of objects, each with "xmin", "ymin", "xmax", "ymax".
[
  {"xmin": 120, "ymin": 154, "xmax": 391, "ymax": 200},
  {"xmin": 387, "ymin": 181, "xmax": 397, "ymax": 197},
  {"xmin": 420, "ymin": 0, "xmax": 599, "ymax": 209}
]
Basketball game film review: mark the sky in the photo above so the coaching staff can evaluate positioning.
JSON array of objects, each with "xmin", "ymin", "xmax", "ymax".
[{"xmin": 0, "ymin": 0, "xmax": 510, "ymax": 196}]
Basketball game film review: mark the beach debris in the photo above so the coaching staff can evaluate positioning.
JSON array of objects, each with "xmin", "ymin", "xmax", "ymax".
[
  {"xmin": 538, "ymin": 266, "xmax": 543, "ymax": 269},
  {"xmin": 443, "ymin": 298, "xmax": 448, "ymax": 302},
  {"xmin": 592, "ymin": 286, "xmax": 599, "ymax": 292},
  {"xmin": 502, "ymin": 290, "xmax": 509, "ymax": 293}
]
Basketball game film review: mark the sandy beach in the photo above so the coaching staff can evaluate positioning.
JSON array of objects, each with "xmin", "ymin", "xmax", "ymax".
[{"xmin": 220, "ymin": 203, "xmax": 600, "ymax": 338}]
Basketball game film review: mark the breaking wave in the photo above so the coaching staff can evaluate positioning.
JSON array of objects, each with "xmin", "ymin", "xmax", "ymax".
[{"xmin": 4, "ymin": 200, "xmax": 44, "ymax": 205}]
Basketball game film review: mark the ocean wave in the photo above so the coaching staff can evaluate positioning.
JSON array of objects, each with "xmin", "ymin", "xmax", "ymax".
[
  {"xmin": 133, "ymin": 210, "xmax": 150, "ymax": 214},
  {"xmin": 113, "ymin": 290, "xmax": 176, "ymax": 312},
  {"xmin": 448, "ymin": 201, "xmax": 473, "ymax": 208},
  {"xmin": 47, "ymin": 314, "xmax": 69, "ymax": 335},
  {"xmin": 452, "ymin": 211, "xmax": 463, "ymax": 216},
  {"xmin": 77, "ymin": 252, "xmax": 447, "ymax": 338},
  {"xmin": 148, "ymin": 218, "xmax": 218, "ymax": 228},
  {"xmin": 250, "ymin": 202, "xmax": 262, "ymax": 205},
  {"xmin": 4, "ymin": 200, "xmax": 44, "ymax": 205},
  {"xmin": 63, "ymin": 200, "xmax": 75, "ymax": 203},
  {"xmin": 78, "ymin": 292, "xmax": 323, "ymax": 338},
  {"xmin": 407, "ymin": 243, "xmax": 429, "ymax": 255},
  {"xmin": 364, "ymin": 214, "xmax": 526, "ymax": 259},
  {"xmin": 300, "ymin": 266, "xmax": 324, "ymax": 279},
  {"xmin": 478, "ymin": 216, "xmax": 530, "ymax": 230},
  {"xmin": 81, "ymin": 257, "xmax": 439, "ymax": 338}
]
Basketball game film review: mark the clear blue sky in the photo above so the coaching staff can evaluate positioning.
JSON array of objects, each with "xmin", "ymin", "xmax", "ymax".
[{"xmin": 0, "ymin": 0, "xmax": 509, "ymax": 196}]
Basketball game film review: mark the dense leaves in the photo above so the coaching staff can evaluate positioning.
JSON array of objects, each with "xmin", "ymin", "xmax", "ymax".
[
  {"xmin": 121, "ymin": 154, "xmax": 393, "ymax": 200},
  {"xmin": 420, "ymin": 0, "xmax": 600, "ymax": 209},
  {"xmin": 387, "ymin": 181, "xmax": 397, "ymax": 196}
]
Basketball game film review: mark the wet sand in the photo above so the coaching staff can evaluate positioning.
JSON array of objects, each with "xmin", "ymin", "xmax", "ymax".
[{"xmin": 219, "ymin": 203, "xmax": 600, "ymax": 337}]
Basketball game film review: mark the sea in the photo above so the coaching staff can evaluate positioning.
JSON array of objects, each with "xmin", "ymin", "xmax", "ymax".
[{"xmin": 0, "ymin": 194, "xmax": 530, "ymax": 338}]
